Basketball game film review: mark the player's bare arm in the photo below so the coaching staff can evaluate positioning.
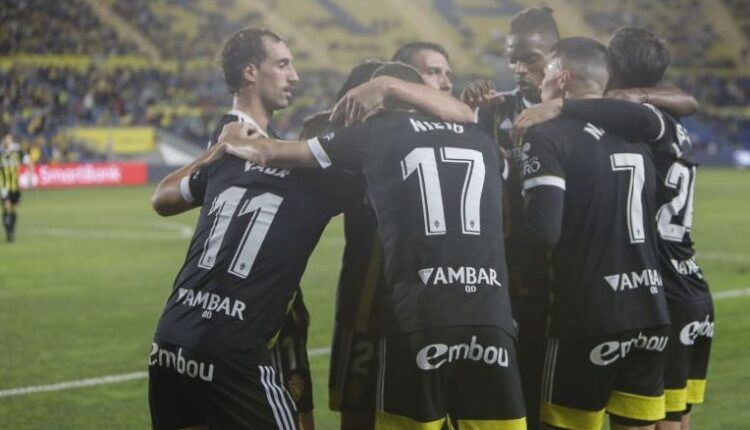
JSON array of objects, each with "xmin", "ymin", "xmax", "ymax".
[
  {"xmin": 460, "ymin": 79, "xmax": 506, "ymax": 109},
  {"xmin": 223, "ymin": 135, "xmax": 319, "ymax": 169},
  {"xmin": 150, "ymin": 140, "xmax": 227, "ymax": 216},
  {"xmin": 330, "ymin": 76, "xmax": 475, "ymax": 126},
  {"xmin": 606, "ymin": 86, "xmax": 699, "ymax": 117}
]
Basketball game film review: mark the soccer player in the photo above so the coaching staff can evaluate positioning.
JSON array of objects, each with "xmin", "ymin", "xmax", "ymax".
[
  {"xmin": 326, "ymin": 45, "xmax": 475, "ymax": 430},
  {"xmin": 391, "ymin": 42, "xmax": 454, "ymax": 93},
  {"xmin": 1, "ymin": 133, "xmax": 29, "ymax": 243},
  {"xmin": 516, "ymin": 28, "xmax": 713, "ymax": 430},
  {"xmin": 153, "ymin": 27, "xmax": 322, "ymax": 430},
  {"xmin": 148, "ymin": 28, "xmax": 357, "ymax": 430},
  {"xmin": 461, "ymin": 9, "xmax": 561, "ymax": 428},
  {"xmin": 221, "ymin": 62, "xmax": 527, "ymax": 430},
  {"xmin": 520, "ymin": 38, "xmax": 670, "ymax": 430}
]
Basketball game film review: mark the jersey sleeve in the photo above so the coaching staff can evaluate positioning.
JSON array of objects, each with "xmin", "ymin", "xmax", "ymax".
[
  {"xmin": 562, "ymin": 98, "xmax": 666, "ymax": 143},
  {"xmin": 520, "ymin": 127, "xmax": 566, "ymax": 195},
  {"xmin": 305, "ymin": 122, "xmax": 371, "ymax": 170},
  {"xmin": 180, "ymin": 166, "xmax": 209, "ymax": 206},
  {"xmin": 476, "ymin": 105, "xmax": 497, "ymax": 136}
]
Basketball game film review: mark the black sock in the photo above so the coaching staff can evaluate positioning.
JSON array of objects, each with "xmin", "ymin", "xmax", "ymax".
[{"xmin": 9, "ymin": 212, "xmax": 16, "ymax": 234}]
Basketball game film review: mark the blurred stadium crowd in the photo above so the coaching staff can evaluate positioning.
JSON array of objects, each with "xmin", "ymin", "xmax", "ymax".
[{"xmin": 1, "ymin": 0, "xmax": 749, "ymax": 164}]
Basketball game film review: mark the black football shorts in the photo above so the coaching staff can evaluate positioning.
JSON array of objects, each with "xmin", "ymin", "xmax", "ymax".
[
  {"xmin": 540, "ymin": 326, "xmax": 669, "ymax": 430},
  {"xmin": 328, "ymin": 321, "xmax": 379, "ymax": 414},
  {"xmin": 149, "ymin": 341, "xmax": 298, "ymax": 430},
  {"xmin": 663, "ymin": 300, "xmax": 714, "ymax": 418},
  {"xmin": 271, "ymin": 294, "xmax": 314, "ymax": 413},
  {"xmin": 375, "ymin": 326, "xmax": 526, "ymax": 430}
]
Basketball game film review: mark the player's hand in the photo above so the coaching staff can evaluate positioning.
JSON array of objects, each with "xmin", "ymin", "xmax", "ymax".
[
  {"xmin": 217, "ymin": 121, "xmax": 259, "ymax": 144},
  {"xmin": 460, "ymin": 79, "xmax": 504, "ymax": 109},
  {"xmin": 512, "ymin": 98, "xmax": 563, "ymax": 143},
  {"xmin": 224, "ymin": 138, "xmax": 271, "ymax": 166},
  {"xmin": 606, "ymin": 88, "xmax": 647, "ymax": 103},
  {"xmin": 330, "ymin": 77, "xmax": 390, "ymax": 126}
]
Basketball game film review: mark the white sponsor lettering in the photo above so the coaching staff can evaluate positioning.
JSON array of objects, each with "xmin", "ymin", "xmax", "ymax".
[
  {"xmin": 671, "ymin": 257, "xmax": 703, "ymax": 279},
  {"xmin": 416, "ymin": 336, "xmax": 509, "ymax": 370},
  {"xmin": 417, "ymin": 267, "xmax": 502, "ymax": 288},
  {"xmin": 410, "ymin": 118, "xmax": 464, "ymax": 134},
  {"xmin": 679, "ymin": 315, "xmax": 714, "ymax": 345},
  {"xmin": 517, "ymin": 142, "xmax": 541, "ymax": 175},
  {"xmin": 604, "ymin": 269, "xmax": 663, "ymax": 292},
  {"xmin": 176, "ymin": 288, "xmax": 247, "ymax": 321},
  {"xmin": 589, "ymin": 332, "xmax": 668, "ymax": 366},
  {"xmin": 244, "ymin": 161, "xmax": 290, "ymax": 178},
  {"xmin": 149, "ymin": 343, "xmax": 215, "ymax": 381}
]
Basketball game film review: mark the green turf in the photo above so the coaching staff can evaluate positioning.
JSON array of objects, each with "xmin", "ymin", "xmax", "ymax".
[{"xmin": 0, "ymin": 169, "xmax": 748, "ymax": 429}]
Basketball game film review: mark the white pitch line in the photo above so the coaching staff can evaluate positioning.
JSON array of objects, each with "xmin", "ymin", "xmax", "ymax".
[
  {"xmin": 26, "ymin": 227, "xmax": 192, "ymax": 241},
  {"xmin": 1, "ymin": 289, "xmax": 748, "ymax": 399}
]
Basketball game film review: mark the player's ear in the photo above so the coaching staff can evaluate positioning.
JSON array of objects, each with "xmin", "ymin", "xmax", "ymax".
[
  {"xmin": 558, "ymin": 70, "xmax": 571, "ymax": 92},
  {"xmin": 243, "ymin": 63, "xmax": 259, "ymax": 85}
]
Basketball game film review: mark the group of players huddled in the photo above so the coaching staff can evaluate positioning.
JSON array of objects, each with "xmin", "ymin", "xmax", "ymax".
[{"xmin": 147, "ymin": 6, "xmax": 714, "ymax": 430}]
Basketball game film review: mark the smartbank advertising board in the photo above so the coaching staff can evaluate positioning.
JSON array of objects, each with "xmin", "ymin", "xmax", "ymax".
[{"xmin": 19, "ymin": 163, "xmax": 148, "ymax": 189}]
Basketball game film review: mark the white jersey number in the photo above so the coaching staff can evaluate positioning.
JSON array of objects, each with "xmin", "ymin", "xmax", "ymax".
[
  {"xmin": 198, "ymin": 187, "xmax": 283, "ymax": 278},
  {"xmin": 656, "ymin": 162, "xmax": 695, "ymax": 242},
  {"xmin": 610, "ymin": 153, "xmax": 646, "ymax": 244},
  {"xmin": 401, "ymin": 147, "xmax": 485, "ymax": 236}
]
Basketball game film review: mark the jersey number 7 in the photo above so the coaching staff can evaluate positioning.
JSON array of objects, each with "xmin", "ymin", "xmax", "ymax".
[{"xmin": 401, "ymin": 147, "xmax": 485, "ymax": 236}]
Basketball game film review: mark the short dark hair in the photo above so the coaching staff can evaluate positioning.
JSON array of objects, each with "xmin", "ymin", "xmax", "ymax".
[
  {"xmin": 391, "ymin": 42, "xmax": 449, "ymax": 65},
  {"xmin": 509, "ymin": 7, "xmax": 560, "ymax": 42},
  {"xmin": 608, "ymin": 27, "xmax": 670, "ymax": 88},
  {"xmin": 371, "ymin": 62, "xmax": 425, "ymax": 85},
  {"xmin": 220, "ymin": 28, "xmax": 285, "ymax": 93},
  {"xmin": 552, "ymin": 37, "xmax": 610, "ymax": 91},
  {"xmin": 336, "ymin": 60, "xmax": 386, "ymax": 101}
]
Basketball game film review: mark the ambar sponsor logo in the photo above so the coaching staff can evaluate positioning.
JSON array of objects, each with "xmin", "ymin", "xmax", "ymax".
[
  {"xmin": 176, "ymin": 288, "xmax": 246, "ymax": 321},
  {"xmin": 417, "ymin": 266, "xmax": 502, "ymax": 287},
  {"xmin": 604, "ymin": 269, "xmax": 663, "ymax": 293}
]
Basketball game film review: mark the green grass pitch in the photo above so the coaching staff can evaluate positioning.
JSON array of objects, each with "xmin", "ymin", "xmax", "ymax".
[{"xmin": 1, "ymin": 169, "xmax": 749, "ymax": 429}]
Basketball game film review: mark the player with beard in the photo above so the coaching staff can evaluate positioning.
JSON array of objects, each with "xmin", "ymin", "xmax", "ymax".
[
  {"xmin": 514, "ymin": 28, "xmax": 712, "ymax": 430},
  {"xmin": 459, "ymin": 8, "xmax": 561, "ymax": 428},
  {"xmin": 220, "ymin": 62, "xmax": 526, "ymax": 430},
  {"xmin": 148, "ymin": 28, "xmax": 350, "ymax": 430}
]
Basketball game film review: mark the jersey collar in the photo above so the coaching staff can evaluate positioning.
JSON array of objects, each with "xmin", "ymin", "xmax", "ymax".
[{"xmin": 227, "ymin": 109, "xmax": 269, "ymax": 138}]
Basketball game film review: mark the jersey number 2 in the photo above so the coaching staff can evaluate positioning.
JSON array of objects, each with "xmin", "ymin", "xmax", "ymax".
[
  {"xmin": 401, "ymin": 147, "xmax": 485, "ymax": 236},
  {"xmin": 198, "ymin": 187, "xmax": 283, "ymax": 278}
]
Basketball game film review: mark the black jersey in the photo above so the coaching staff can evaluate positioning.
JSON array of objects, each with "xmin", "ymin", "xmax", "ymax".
[
  {"xmin": 651, "ymin": 112, "xmax": 711, "ymax": 306},
  {"xmin": 522, "ymin": 116, "xmax": 669, "ymax": 338},
  {"xmin": 308, "ymin": 111, "xmax": 514, "ymax": 336},
  {"xmin": 207, "ymin": 110, "xmax": 270, "ymax": 149},
  {"xmin": 559, "ymin": 99, "xmax": 712, "ymax": 307},
  {"xmin": 153, "ymin": 155, "xmax": 348, "ymax": 360},
  {"xmin": 300, "ymin": 113, "xmax": 384, "ymax": 333},
  {"xmin": 477, "ymin": 90, "xmax": 546, "ymax": 305}
]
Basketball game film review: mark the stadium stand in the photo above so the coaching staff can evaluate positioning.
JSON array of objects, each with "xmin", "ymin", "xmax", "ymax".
[{"xmin": 1, "ymin": 0, "xmax": 748, "ymax": 166}]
